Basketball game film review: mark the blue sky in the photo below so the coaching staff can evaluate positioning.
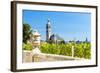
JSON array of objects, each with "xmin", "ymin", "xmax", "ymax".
[{"xmin": 23, "ymin": 10, "xmax": 91, "ymax": 41}]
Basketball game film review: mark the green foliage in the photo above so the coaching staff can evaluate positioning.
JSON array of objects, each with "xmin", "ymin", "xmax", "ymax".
[
  {"xmin": 40, "ymin": 42, "xmax": 91, "ymax": 59},
  {"xmin": 23, "ymin": 24, "xmax": 32, "ymax": 44},
  {"xmin": 83, "ymin": 43, "xmax": 91, "ymax": 59},
  {"xmin": 22, "ymin": 43, "xmax": 33, "ymax": 51},
  {"xmin": 74, "ymin": 42, "xmax": 91, "ymax": 59},
  {"xmin": 59, "ymin": 44, "xmax": 72, "ymax": 56},
  {"xmin": 74, "ymin": 43, "xmax": 84, "ymax": 58},
  {"xmin": 40, "ymin": 43, "xmax": 72, "ymax": 56}
]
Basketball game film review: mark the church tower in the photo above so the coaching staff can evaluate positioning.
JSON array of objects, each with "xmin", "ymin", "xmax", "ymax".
[{"xmin": 46, "ymin": 19, "xmax": 51, "ymax": 42}]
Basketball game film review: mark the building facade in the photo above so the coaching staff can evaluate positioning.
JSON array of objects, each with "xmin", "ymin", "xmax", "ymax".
[{"xmin": 46, "ymin": 19, "xmax": 65, "ymax": 44}]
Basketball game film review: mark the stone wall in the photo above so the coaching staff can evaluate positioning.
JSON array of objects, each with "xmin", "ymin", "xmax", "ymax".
[
  {"xmin": 23, "ymin": 50, "xmax": 84, "ymax": 63},
  {"xmin": 32, "ymin": 53, "xmax": 76, "ymax": 62},
  {"xmin": 22, "ymin": 51, "xmax": 32, "ymax": 63}
]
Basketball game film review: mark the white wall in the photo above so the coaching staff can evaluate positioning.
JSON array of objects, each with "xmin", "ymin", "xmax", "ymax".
[{"xmin": 0, "ymin": 0, "xmax": 99, "ymax": 73}]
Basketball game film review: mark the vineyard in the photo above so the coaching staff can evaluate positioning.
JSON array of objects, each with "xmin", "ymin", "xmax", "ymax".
[
  {"xmin": 40, "ymin": 42, "xmax": 91, "ymax": 59},
  {"xmin": 23, "ymin": 42, "xmax": 91, "ymax": 59}
]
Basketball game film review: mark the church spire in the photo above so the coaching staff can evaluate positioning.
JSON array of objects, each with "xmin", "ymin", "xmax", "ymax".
[
  {"xmin": 48, "ymin": 18, "xmax": 50, "ymax": 22},
  {"xmin": 46, "ymin": 18, "xmax": 51, "ymax": 42},
  {"xmin": 47, "ymin": 18, "xmax": 51, "ymax": 28},
  {"xmin": 85, "ymin": 37, "xmax": 88, "ymax": 42}
]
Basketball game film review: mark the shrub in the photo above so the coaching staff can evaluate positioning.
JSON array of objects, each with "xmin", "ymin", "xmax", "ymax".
[{"xmin": 22, "ymin": 43, "xmax": 33, "ymax": 51}]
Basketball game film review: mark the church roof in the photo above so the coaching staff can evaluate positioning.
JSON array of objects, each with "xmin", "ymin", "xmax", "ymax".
[{"xmin": 50, "ymin": 34, "xmax": 63, "ymax": 41}]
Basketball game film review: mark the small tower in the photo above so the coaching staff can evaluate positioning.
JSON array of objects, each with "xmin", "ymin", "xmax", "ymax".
[{"xmin": 46, "ymin": 18, "xmax": 51, "ymax": 42}]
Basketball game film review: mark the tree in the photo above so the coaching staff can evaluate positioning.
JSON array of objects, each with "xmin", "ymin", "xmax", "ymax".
[
  {"xmin": 60, "ymin": 40, "xmax": 65, "ymax": 44},
  {"xmin": 23, "ymin": 24, "xmax": 32, "ymax": 44}
]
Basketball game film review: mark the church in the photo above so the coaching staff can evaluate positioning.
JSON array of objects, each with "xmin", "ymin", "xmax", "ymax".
[{"xmin": 46, "ymin": 19, "xmax": 65, "ymax": 44}]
